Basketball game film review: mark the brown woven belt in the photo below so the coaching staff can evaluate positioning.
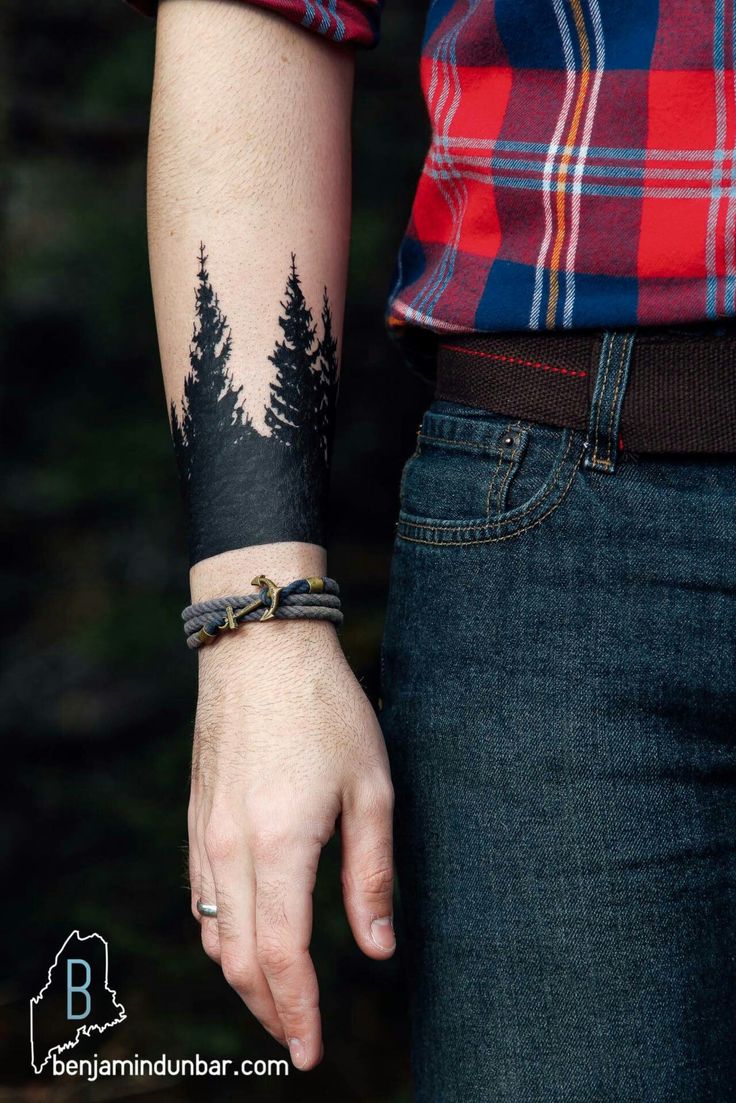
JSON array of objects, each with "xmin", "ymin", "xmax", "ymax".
[{"xmin": 435, "ymin": 326, "xmax": 736, "ymax": 453}]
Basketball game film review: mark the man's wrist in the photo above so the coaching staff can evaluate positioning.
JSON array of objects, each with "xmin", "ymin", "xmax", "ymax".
[
  {"xmin": 197, "ymin": 616, "xmax": 340, "ymax": 672},
  {"xmin": 189, "ymin": 542, "xmax": 327, "ymax": 604}
]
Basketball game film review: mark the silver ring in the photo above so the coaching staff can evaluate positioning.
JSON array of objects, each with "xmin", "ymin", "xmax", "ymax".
[{"xmin": 196, "ymin": 899, "xmax": 218, "ymax": 918}]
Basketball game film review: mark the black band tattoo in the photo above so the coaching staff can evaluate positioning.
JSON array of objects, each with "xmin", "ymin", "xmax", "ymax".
[{"xmin": 170, "ymin": 246, "xmax": 339, "ymax": 565}]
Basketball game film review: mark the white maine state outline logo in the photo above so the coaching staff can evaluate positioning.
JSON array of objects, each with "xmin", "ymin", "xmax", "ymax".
[{"xmin": 30, "ymin": 930, "xmax": 127, "ymax": 1073}]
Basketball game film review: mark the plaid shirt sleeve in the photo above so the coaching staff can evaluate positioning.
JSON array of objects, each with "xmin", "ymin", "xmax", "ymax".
[{"xmin": 127, "ymin": 0, "xmax": 382, "ymax": 47}]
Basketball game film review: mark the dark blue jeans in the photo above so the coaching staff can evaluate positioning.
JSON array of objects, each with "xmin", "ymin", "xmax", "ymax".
[{"xmin": 380, "ymin": 333, "xmax": 736, "ymax": 1102}]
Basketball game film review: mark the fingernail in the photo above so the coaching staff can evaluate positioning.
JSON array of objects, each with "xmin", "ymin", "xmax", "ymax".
[
  {"xmin": 289, "ymin": 1038, "xmax": 306, "ymax": 1069},
  {"xmin": 370, "ymin": 915, "xmax": 396, "ymax": 951}
]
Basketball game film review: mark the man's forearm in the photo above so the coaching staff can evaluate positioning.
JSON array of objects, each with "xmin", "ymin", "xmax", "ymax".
[
  {"xmin": 147, "ymin": 0, "xmax": 353, "ymax": 593},
  {"xmin": 147, "ymin": 8, "xmax": 394, "ymax": 1070}
]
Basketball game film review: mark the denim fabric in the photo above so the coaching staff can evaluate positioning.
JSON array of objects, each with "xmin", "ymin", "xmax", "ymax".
[{"xmin": 379, "ymin": 366, "xmax": 736, "ymax": 1100}]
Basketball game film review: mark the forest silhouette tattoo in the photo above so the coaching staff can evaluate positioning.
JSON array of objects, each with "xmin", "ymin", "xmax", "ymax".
[{"xmin": 170, "ymin": 245, "xmax": 339, "ymax": 565}]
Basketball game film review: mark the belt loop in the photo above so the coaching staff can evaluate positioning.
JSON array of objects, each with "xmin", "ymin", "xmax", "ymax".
[{"xmin": 584, "ymin": 330, "xmax": 636, "ymax": 474}]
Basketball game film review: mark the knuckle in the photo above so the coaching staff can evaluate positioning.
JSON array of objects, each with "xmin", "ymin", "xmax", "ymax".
[
  {"xmin": 342, "ymin": 846, "xmax": 394, "ymax": 901},
  {"xmin": 221, "ymin": 956, "xmax": 259, "ymax": 997},
  {"xmin": 361, "ymin": 862, "xmax": 395, "ymax": 899},
  {"xmin": 203, "ymin": 822, "xmax": 238, "ymax": 863},
  {"xmin": 256, "ymin": 938, "xmax": 294, "ymax": 978},
  {"xmin": 249, "ymin": 826, "xmax": 291, "ymax": 865}
]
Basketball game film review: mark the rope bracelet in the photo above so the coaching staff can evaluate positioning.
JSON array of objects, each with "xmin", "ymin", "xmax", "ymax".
[{"xmin": 181, "ymin": 575, "xmax": 342, "ymax": 650}]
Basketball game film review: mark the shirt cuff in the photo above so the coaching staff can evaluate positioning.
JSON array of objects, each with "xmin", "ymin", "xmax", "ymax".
[{"xmin": 126, "ymin": 0, "xmax": 382, "ymax": 48}]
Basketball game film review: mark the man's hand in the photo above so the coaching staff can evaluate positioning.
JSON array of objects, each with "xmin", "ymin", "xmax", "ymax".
[{"xmin": 188, "ymin": 619, "xmax": 394, "ymax": 1071}]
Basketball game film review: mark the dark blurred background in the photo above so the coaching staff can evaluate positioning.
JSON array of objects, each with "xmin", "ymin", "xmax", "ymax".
[{"xmin": 1, "ymin": 2, "xmax": 431, "ymax": 1100}]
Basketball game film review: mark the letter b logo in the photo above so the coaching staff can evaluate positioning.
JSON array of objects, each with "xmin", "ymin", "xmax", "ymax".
[{"xmin": 66, "ymin": 959, "xmax": 91, "ymax": 1020}]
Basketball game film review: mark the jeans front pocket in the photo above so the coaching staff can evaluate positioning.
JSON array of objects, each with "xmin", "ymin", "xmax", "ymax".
[{"xmin": 397, "ymin": 400, "xmax": 585, "ymax": 546}]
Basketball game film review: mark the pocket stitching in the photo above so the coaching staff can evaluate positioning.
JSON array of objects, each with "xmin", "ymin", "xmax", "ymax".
[
  {"xmin": 489, "ymin": 419, "xmax": 523, "ymax": 516},
  {"xmin": 397, "ymin": 441, "xmax": 584, "ymax": 547},
  {"xmin": 399, "ymin": 431, "xmax": 579, "ymax": 534},
  {"xmin": 486, "ymin": 439, "xmax": 509, "ymax": 516}
]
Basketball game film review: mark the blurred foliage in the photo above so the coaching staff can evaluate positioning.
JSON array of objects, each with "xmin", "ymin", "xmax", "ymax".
[{"xmin": 1, "ymin": 2, "xmax": 432, "ymax": 1100}]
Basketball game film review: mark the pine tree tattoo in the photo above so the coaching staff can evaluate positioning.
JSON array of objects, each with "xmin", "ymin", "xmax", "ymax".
[
  {"xmin": 170, "ymin": 246, "xmax": 339, "ymax": 565},
  {"xmin": 265, "ymin": 255, "xmax": 319, "ymax": 446}
]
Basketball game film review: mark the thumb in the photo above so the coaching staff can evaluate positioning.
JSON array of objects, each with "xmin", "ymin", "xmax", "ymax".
[{"xmin": 340, "ymin": 784, "xmax": 396, "ymax": 959}]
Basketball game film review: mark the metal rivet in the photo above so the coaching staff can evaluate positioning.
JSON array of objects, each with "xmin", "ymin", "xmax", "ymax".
[{"xmin": 503, "ymin": 434, "xmax": 515, "ymax": 447}]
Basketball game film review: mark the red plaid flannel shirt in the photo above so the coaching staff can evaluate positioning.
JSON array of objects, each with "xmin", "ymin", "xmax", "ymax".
[{"xmin": 134, "ymin": 0, "xmax": 736, "ymax": 335}]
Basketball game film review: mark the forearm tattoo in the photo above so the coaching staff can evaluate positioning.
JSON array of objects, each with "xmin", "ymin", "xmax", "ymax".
[{"xmin": 169, "ymin": 246, "xmax": 339, "ymax": 565}]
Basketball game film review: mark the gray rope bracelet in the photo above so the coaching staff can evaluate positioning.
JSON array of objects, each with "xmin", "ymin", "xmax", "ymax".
[
  {"xmin": 182, "ymin": 592, "xmax": 342, "ymax": 637},
  {"xmin": 182, "ymin": 575, "xmax": 342, "ymax": 650}
]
